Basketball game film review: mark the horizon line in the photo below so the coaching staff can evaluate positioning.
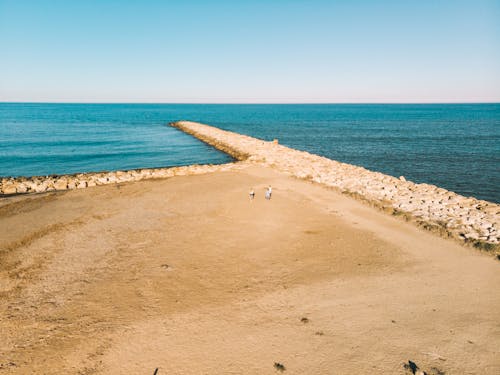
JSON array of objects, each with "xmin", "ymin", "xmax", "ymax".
[{"xmin": 1, "ymin": 101, "xmax": 500, "ymax": 105}]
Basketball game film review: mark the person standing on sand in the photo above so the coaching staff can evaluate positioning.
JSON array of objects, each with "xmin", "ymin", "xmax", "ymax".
[
  {"xmin": 265, "ymin": 185, "xmax": 272, "ymax": 200},
  {"xmin": 249, "ymin": 188, "xmax": 255, "ymax": 200}
]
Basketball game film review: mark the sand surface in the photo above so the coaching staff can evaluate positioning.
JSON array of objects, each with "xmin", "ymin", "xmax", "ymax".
[{"xmin": 1, "ymin": 165, "xmax": 499, "ymax": 374}]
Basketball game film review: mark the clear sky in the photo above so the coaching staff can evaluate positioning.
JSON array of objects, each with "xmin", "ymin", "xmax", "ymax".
[{"xmin": 0, "ymin": 0, "xmax": 499, "ymax": 103}]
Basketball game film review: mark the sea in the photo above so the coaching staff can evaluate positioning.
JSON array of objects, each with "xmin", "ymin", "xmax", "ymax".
[{"xmin": 0, "ymin": 103, "xmax": 499, "ymax": 203}]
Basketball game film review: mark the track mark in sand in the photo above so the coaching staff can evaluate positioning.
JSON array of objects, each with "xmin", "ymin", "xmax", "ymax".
[
  {"xmin": 0, "ymin": 215, "xmax": 98, "ymax": 298},
  {"xmin": 0, "ymin": 361, "xmax": 17, "ymax": 370},
  {"xmin": 422, "ymin": 352, "xmax": 446, "ymax": 362},
  {"xmin": 429, "ymin": 367, "xmax": 446, "ymax": 375},
  {"xmin": 0, "ymin": 216, "xmax": 88, "ymax": 258},
  {"xmin": 1, "ymin": 208, "xmax": 115, "ymax": 261},
  {"xmin": 92, "ymin": 213, "xmax": 112, "ymax": 220},
  {"xmin": 303, "ymin": 230, "xmax": 320, "ymax": 235},
  {"xmin": 1, "ymin": 222, "xmax": 73, "ymax": 255},
  {"xmin": 0, "ymin": 193, "xmax": 58, "ymax": 217}
]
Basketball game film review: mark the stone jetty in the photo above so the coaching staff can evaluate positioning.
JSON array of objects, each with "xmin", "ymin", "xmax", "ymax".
[
  {"xmin": 170, "ymin": 121, "xmax": 499, "ymax": 251},
  {"xmin": 1, "ymin": 120, "xmax": 498, "ymax": 252}
]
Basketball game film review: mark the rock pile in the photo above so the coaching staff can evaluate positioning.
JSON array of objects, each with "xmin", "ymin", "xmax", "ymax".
[
  {"xmin": 171, "ymin": 121, "xmax": 499, "ymax": 249},
  {"xmin": 0, "ymin": 163, "xmax": 240, "ymax": 196}
]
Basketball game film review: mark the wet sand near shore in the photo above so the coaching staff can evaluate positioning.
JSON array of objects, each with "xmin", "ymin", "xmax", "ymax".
[{"xmin": 0, "ymin": 165, "xmax": 499, "ymax": 374}]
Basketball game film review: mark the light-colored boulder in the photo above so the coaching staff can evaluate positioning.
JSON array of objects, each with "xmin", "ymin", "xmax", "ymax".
[
  {"xmin": 25, "ymin": 181, "xmax": 38, "ymax": 191},
  {"xmin": 54, "ymin": 179, "xmax": 68, "ymax": 190},
  {"xmin": 34, "ymin": 184, "xmax": 48, "ymax": 193},
  {"xmin": 465, "ymin": 231, "xmax": 479, "ymax": 240},
  {"xmin": 96, "ymin": 177, "xmax": 108, "ymax": 185},
  {"xmin": 2, "ymin": 184, "xmax": 17, "ymax": 194},
  {"xmin": 16, "ymin": 183, "xmax": 28, "ymax": 193}
]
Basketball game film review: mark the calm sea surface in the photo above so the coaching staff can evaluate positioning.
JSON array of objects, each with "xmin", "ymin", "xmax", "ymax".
[{"xmin": 1, "ymin": 103, "xmax": 499, "ymax": 203}]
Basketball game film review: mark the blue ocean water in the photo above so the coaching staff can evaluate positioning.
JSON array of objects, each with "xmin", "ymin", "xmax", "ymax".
[{"xmin": 1, "ymin": 103, "xmax": 499, "ymax": 203}]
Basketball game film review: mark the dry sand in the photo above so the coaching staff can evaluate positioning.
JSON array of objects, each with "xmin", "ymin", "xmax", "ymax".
[{"xmin": 0, "ymin": 165, "xmax": 499, "ymax": 374}]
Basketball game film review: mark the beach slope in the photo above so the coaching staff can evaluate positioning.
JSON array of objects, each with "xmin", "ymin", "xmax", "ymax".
[{"xmin": 1, "ymin": 164, "xmax": 499, "ymax": 374}]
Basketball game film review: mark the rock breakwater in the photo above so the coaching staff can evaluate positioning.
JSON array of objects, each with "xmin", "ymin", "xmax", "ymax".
[
  {"xmin": 171, "ymin": 121, "xmax": 499, "ymax": 250},
  {"xmin": 0, "ymin": 163, "xmax": 241, "ymax": 196}
]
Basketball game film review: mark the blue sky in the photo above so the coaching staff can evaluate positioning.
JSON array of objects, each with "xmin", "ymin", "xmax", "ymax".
[{"xmin": 0, "ymin": 0, "xmax": 499, "ymax": 103}]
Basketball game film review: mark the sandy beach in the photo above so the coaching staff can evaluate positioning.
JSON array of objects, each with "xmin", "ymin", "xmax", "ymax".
[
  {"xmin": 1, "ymin": 163, "xmax": 499, "ymax": 374},
  {"xmin": 2, "ymin": 0, "xmax": 499, "ymax": 372}
]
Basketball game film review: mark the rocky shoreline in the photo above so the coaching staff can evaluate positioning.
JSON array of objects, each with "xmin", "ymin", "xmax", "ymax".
[
  {"xmin": 1, "ymin": 120, "xmax": 498, "ymax": 253},
  {"xmin": 0, "ymin": 162, "xmax": 242, "ymax": 195}
]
